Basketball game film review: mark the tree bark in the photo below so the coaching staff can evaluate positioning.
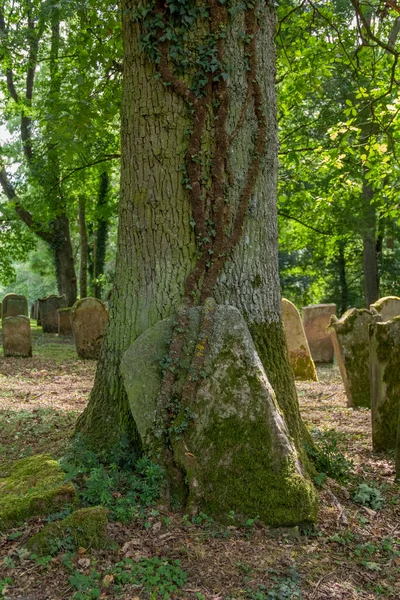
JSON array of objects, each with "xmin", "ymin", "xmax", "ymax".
[
  {"xmin": 362, "ymin": 179, "xmax": 379, "ymax": 307},
  {"xmin": 79, "ymin": 196, "xmax": 88, "ymax": 299},
  {"xmin": 76, "ymin": 0, "xmax": 310, "ymax": 462},
  {"xmin": 51, "ymin": 214, "xmax": 78, "ymax": 307},
  {"xmin": 93, "ymin": 172, "xmax": 110, "ymax": 299}
]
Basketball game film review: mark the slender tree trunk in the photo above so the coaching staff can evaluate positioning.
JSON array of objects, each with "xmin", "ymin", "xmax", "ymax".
[
  {"xmin": 79, "ymin": 196, "xmax": 88, "ymax": 299},
  {"xmin": 51, "ymin": 214, "xmax": 78, "ymax": 307},
  {"xmin": 338, "ymin": 241, "xmax": 348, "ymax": 315},
  {"xmin": 76, "ymin": 0, "xmax": 310, "ymax": 461},
  {"xmin": 93, "ymin": 172, "xmax": 110, "ymax": 299},
  {"xmin": 362, "ymin": 179, "xmax": 379, "ymax": 307}
]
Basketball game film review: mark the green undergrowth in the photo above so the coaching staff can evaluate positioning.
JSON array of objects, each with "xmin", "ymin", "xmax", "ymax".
[
  {"xmin": 60, "ymin": 436, "xmax": 165, "ymax": 522},
  {"xmin": 306, "ymin": 427, "xmax": 354, "ymax": 486}
]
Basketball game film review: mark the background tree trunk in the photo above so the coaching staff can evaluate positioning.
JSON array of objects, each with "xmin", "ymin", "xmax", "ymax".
[
  {"xmin": 77, "ymin": 0, "xmax": 310, "ymax": 461},
  {"xmin": 79, "ymin": 196, "xmax": 88, "ymax": 299},
  {"xmin": 93, "ymin": 172, "xmax": 110, "ymax": 299}
]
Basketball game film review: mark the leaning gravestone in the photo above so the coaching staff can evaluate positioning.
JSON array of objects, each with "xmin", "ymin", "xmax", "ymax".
[
  {"xmin": 121, "ymin": 302, "xmax": 318, "ymax": 526},
  {"xmin": 39, "ymin": 295, "xmax": 67, "ymax": 333},
  {"xmin": 369, "ymin": 318, "xmax": 400, "ymax": 451},
  {"xmin": 303, "ymin": 304, "xmax": 336, "ymax": 363},
  {"xmin": 370, "ymin": 296, "xmax": 400, "ymax": 321},
  {"xmin": 58, "ymin": 308, "xmax": 73, "ymax": 336},
  {"xmin": 329, "ymin": 308, "xmax": 381, "ymax": 408},
  {"xmin": 71, "ymin": 298, "xmax": 108, "ymax": 359},
  {"xmin": 281, "ymin": 299, "xmax": 317, "ymax": 381},
  {"xmin": 2, "ymin": 294, "xmax": 28, "ymax": 319},
  {"xmin": 2, "ymin": 315, "xmax": 32, "ymax": 357}
]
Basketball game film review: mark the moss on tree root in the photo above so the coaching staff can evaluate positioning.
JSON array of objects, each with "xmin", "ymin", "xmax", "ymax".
[{"xmin": 0, "ymin": 455, "xmax": 77, "ymax": 530}]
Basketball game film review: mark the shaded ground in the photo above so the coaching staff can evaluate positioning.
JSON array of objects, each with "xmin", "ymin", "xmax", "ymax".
[{"xmin": 0, "ymin": 334, "xmax": 398, "ymax": 600}]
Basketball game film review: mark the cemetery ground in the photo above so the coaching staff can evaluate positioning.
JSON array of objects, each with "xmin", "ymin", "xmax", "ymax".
[{"xmin": 0, "ymin": 327, "xmax": 399, "ymax": 600}]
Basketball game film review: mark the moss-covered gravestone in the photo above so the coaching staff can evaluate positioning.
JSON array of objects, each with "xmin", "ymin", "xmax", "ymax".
[
  {"xmin": 303, "ymin": 304, "xmax": 336, "ymax": 363},
  {"xmin": 281, "ymin": 299, "xmax": 317, "ymax": 381},
  {"xmin": 0, "ymin": 455, "xmax": 76, "ymax": 530},
  {"xmin": 121, "ymin": 303, "xmax": 318, "ymax": 527},
  {"xmin": 2, "ymin": 315, "xmax": 32, "ymax": 358},
  {"xmin": 329, "ymin": 308, "xmax": 381, "ymax": 408},
  {"xmin": 71, "ymin": 298, "xmax": 108, "ymax": 359},
  {"xmin": 369, "ymin": 318, "xmax": 400, "ymax": 451},
  {"xmin": 58, "ymin": 307, "xmax": 73, "ymax": 336},
  {"xmin": 26, "ymin": 507, "xmax": 110, "ymax": 555},
  {"xmin": 1, "ymin": 293, "xmax": 28, "ymax": 319},
  {"xmin": 370, "ymin": 296, "xmax": 400, "ymax": 321},
  {"xmin": 39, "ymin": 295, "xmax": 67, "ymax": 333}
]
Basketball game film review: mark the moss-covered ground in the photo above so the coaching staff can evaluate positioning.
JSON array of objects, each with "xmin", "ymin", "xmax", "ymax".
[{"xmin": 0, "ymin": 336, "xmax": 398, "ymax": 599}]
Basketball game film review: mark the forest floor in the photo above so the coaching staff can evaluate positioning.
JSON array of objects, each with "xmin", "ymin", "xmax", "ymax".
[{"xmin": 0, "ymin": 329, "xmax": 399, "ymax": 600}]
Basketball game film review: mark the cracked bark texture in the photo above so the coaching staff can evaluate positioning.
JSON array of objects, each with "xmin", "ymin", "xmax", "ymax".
[{"xmin": 77, "ymin": 0, "xmax": 307, "ymax": 457}]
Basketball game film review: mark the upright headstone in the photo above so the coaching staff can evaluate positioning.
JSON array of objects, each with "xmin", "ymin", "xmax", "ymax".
[
  {"xmin": 369, "ymin": 318, "xmax": 400, "ymax": 451},
  {"xmin": 58, "ymin": 307, "xmax": 73, "ymax": 336},
  {"xmin": 2, "ymin": 316, "xmax": 32, "ymax": 357},
  {"xmin": 370, "ymin": 296, "xmax": 400, "ymax": 321},
  {"xmin": 329, "ymin": 308, "xmax": 381, "ymax": 408},
  {"xmin": 71, "ymin": 298, "xmax": 108, "ymax": 359},
  {"xmin": 2, "ymin": 294, "xmax": 28, "ymax": 319},
  {"xmin": 303, "ymin": 304, "xmax": 336, "ymax": 363},
  {"xmin": 281, "ymin": 299, "xmax": 317, "ymax": 381},
  {"xmin": 38, "ymin": 295, "xmax": 67, "ymax": 333}
]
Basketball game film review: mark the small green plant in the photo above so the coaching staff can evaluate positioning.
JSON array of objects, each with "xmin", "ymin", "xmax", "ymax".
[
  {"xmin": 0, "ymin": 578, "xmax": 13, "ymax": 595},
  {"xmin": 352, "ymin": 484, "xmax": 384, "ymax": 510},
  {"xmin": 307, "ymin": 428, "xmax": 354, "ymax": 482},
  {"xmin": 60, "ymin": 436, "xmax": 164, "ymax": 522},
  {"xmin": 111, "ymin": 556, "xmax": 187, "ymax": 598},
  {"xmin": 245, "ymin": 568, "xmax": 302, "ymax": 600},
  {"xmin": 69, "ymin": 569, "xmax": 102, "ymax": 599}
]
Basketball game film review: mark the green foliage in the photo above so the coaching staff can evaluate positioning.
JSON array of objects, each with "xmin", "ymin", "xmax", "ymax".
[
  {"xmin": 61, "ymin": 437, "xmax": 164, "ymax": 521},
  {"xmin": 244, "ymin": 567, "xmax": 302, "ymax": 600},
  {"xmin": 69, "ymin": 569, "xmax": 102, "ymax": 600},
  {"xmin": 352, "ymin": 483, "xmax": 384, "ymax": 510},
  {"xmin": 307, "ymin": 428, "xmax": 354, "ymax": 482},
  {"xmin": 0, "ymin": 578, "xmax": 13, "ymax": 595},
  {"xmin": 111, "ymin": 556, "xmax": 188, "ymax": 599}
]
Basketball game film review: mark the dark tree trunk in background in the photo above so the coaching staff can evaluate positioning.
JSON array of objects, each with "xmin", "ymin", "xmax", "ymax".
[
  {"xmin": 52, "ymin": 214, "xmax": 78, "ymax": 306},
  {"xmin": 93, "ymin": 172, "xmax": 110, "ymax": 299},
  {"xmin": 338, "ymin": 241, "xmax": 348, "ymax": 315},
  {"xmin": 362, "ymin": 179, "xmax": 379, "ymax": 307},
  {"xmin": 79, "ymin": 196, "xmax": 88, "ymax": 299}
]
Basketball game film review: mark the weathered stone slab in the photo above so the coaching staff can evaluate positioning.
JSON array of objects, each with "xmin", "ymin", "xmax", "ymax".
[
  {"xmin": 329, "ymin": 308, "xmax": 381, "ymax": 408},
  {"xmin": 303, "ymin": 304, "xmax": 336, "ymax": 363},
  {"xmin": 370, "ymin": 296, "xmax": 400, "ymax": 321},
  {"xmin": 58, "ymin": 307, "xmax": 73, "ymax": 336},
  {"xmin": 121, "ymin": 303, "xmax": 318, "ymax": 526},
  {"xmin": 38, "ymin": 295, "xmax": 67, "ymax": 333},
  {"xmin": 2, "ymin": 293, "xmax": 28, "ymax": 319},
  {"xmin": 2, "ymin": 315, "xmax": 32, "ymax": 357},
  {"xmin": 369, "ymin": 318, "xmax": 400, "ymax": 451},
  {"xmin": 281, "ymin": 299, "xmax": 317, "ymax": 381},
  {"xmin": 71, "ymin": 298, "xmax": 108, "ymax": 359},
  {"xmin": 0, "ymin": 454, "xmax": 77, "ymax": 530}
]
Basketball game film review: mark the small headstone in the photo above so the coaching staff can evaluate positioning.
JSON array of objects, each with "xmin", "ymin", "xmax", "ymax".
[
  {"xmin": 2, "ymin": 315, "xmax": 32, "ymax": 357},
  {"xmin": 329, "ymin": 308, "xmax": 381, "ymax": 408},
  {"xmin": 281, "ymin": 299, "xmax": 317, "ymax": 381},
  {"xmin": 303, "ymin": 304, "xmax": 336, "ymax": 363},
  {"xmin": 58, "ymin": 307, "xmax": 73, "ymax": 336},
  {"xmin": 2, "ymin": 294, "xmax": 28, "ymax": 319},
  {"xmin": 369, "ymin": 318, "xmax": 400, "ymax": 451},
  {"xmin": 71, "ymin": 298, "xmax": 108, "ymax": 359},
  {"xmin": 38, "ymin": 295, "xmax": 67, "ymax": 333},
  {"xmin": 370, "ymin": 296, "xmax": 400, "ymax": 321}
]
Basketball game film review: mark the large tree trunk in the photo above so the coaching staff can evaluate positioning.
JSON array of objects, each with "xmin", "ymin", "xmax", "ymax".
[{"xmin": 76, "ymin": 0, "xmax": 310, "ymax": 465}]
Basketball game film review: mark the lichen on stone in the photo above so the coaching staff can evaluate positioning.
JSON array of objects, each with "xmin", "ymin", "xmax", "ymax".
[
  {"xmin": 26, "ymin": 507, "xmax": 110, "ymax": 555},
  {"xmin": 0, "ymin": 454, "xmax": 77, "ymax": 531}
]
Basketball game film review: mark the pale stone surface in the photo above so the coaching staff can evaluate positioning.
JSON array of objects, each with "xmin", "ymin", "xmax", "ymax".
[
  {"xmin": 281, "ymin": 299, "xmax": 317, "ymax": 381},
  {"xmin": 58, "ymin": 307, "xmax": 73, "ymax": 336},
  {"xmin": 2, "ymin": 293, "xmax": 28, "ymax": 319},
  {"xmin": 369, "ymin": 318, "xmax": 400, "ymax": 451},
  {"xmin": 71, "ymin": 298, "xmax": 108, "ymax": 359},
  {"xmin": 2, "ymin": 315, "xmax": 32, "ymax": 358},
  {"xmin": 39, "ymin": 295, "xmax": 67, "ymax": 333},
  {"xmin": 370, "ymin": 296, "xmax": 400, "ymax": 321},
  {"xmin": 121, "ymin": 303, "xmax": 318, "ymax": 526},
  {"xmin": 329, "ymin": 308, "xmax": 381, "ymax": 408},
  {"xmin": 303, "ymin": 304, "xmax": 336, "ymax": 363}
]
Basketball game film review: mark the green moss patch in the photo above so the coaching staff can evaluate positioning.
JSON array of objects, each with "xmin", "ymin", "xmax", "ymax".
[
  {"xmin": 26, "ymin": 507, "xmax": 110, "ymax": 555},
  {"xmin": 0, "ymin": 454, "xmax": 77, "ymax": 531}
]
